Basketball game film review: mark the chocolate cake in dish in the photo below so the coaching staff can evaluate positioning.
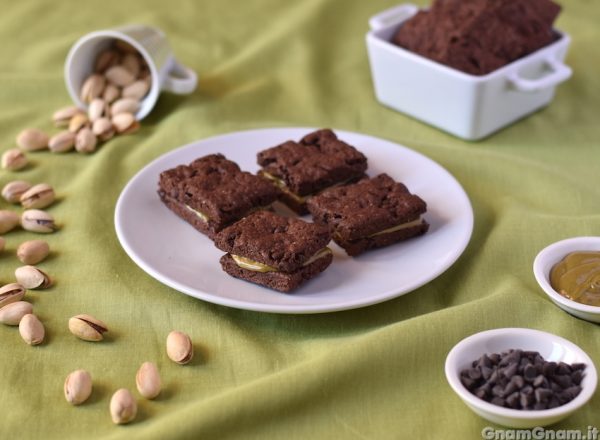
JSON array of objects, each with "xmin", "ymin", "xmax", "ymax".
[
  {"xmin": 214, "ymin": 211, "xmax": 333, "ymax": 292},
  {"xmin": 307, "ymin": 173, "xmax": 429, "ymax": 256},
  {"xmin": 393, "ymin": 0, "xmax": 561, "ymax": 76},
  {"xmin": 257, "ymin": 129, "xmax": 368, "ymax": 215},
  {"xmin": 158, "ymin": 154, "xmax": 280, "ymax": 239}
]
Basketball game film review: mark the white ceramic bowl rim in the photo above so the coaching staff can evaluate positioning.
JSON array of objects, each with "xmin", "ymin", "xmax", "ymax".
[
  {"xmin": 533, "ymin": 236, "xmax": 600, "ymax": 314},
  {"xmin": 445, "ymin": 328, "xmax": 598, "ymax": 421}
]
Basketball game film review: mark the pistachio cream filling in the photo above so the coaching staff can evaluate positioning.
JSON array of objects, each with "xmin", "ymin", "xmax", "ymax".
[
  {"xmin": 232, "ymin": 247, "xmax": 332, "ymax": 273},
  {"xmin": 261, "ymin": 172, "xmax": 308, "ymax": 203},
  {"xmin": 185, "ymin": 204, "xmax": 273, "ymax": 224},
  {"xmin": 261, "ymin": 172, "xmax": 356, "ymax": 204},
  {"xmin": 184, "ymin": 204, "xmax": 209, "ymax": 222},
  {"xmin": 368, "ymin": 217, "xmax": 423, "ymax": 237}
]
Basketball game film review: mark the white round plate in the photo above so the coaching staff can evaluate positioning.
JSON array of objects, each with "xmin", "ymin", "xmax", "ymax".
[{"xmin": 114, "ymin": 128, "xmax": 473, "ymax": 313}]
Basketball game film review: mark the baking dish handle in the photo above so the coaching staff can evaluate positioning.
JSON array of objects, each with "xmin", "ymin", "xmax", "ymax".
[
  {"xmin": 369, "ymin": 4, "xmax": 419, "ymax": 31},
  {"xmin": 508, "ymin": 57, "xmax": 572, "ymax": 93}
]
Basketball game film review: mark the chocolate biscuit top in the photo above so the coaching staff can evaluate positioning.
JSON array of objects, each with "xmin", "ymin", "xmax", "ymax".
[
  {"xmin": 257, "ymin": 129, "xmax": 368, "ymax": 196},
  {"xmin": 307, "ymin": 174, "xmax": 427, "ymax": 240},
  {"xmin": 393, "ymin": 0, "xmax": 561, "ymax": 76},
  {"xmin": 158, "ymin": 154, "xmax": 280, "ymax": 226},
  {"xmin": 214, "ymin": 211, "xmax": 332, "ymax": 272}
]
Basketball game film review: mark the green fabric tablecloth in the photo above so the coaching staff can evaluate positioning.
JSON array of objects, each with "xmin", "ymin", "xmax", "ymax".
[{"xmin": 1, "ymin": 0, "xmax": 599, "ymax": 438}]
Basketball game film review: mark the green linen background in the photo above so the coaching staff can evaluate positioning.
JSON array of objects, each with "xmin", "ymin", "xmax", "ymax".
[{"xmin": 0, "ymin": 0, "xmax": 598, "ymax": 439}]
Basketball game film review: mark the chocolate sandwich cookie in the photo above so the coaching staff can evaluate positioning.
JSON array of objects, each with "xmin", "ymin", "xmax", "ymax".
[
  {"xmin": 307, "ymin": 173, "xmax": 429, "ymax": 256},
  {"xmin": 257, "ymin": 129, "xmax": 368, "ymax": 215},
  {"xmin": 158, "ymin": 154, "xmax": 280, "ymax": 239},
  {"xmin": 214, "ymin": 211, "xmax": 333, "ymax": 292}
]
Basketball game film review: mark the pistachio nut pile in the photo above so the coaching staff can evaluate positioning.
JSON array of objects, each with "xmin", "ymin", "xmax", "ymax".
[
  {"xmin": 59, "ymin": 330, "xmax": 194, "ymax": 425},
  {"xmin": 0, "ymin": 38, "xmax": 199, "ymax": 427},
  {"xmin": 1, "ymin": 40, "xmax": 149, "ymax": 170},
  {"xmin": 0, "ymin": 179, "xmax": 56, "ymax": 344}
]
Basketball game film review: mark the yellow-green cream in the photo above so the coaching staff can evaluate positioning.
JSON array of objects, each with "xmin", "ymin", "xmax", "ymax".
[
  {"xmin": 550, "ymin": 251, "xmax": 600, "ymax": 306},
  {"xmin": 184, "ymin": 205, "xmax": 209, "ymax": 222},
  {"xmin": 232, "ymin": 247, "xmax": 332, "ymax": 273},
  {"xmin": 369, "ymin": 218, "xmax": 423, "ymax": 237}
]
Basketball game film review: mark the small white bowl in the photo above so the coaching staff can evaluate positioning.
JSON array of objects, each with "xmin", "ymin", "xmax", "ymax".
[
  {"xmin": 365, "ymin": 3, "xmax": 572, "ymax": 140},
  {"xmin": 445, "ymin": 328, "xmax": 597, "ymax": 428},
  {"xmin": 533, "ymin": 236, "xmax": 600, "ymax": 323}
]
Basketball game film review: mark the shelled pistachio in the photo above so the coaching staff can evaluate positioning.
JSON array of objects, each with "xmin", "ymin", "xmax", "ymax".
[
  {"xmin": 68, "ymin": 113, "xmax": 89, "ymax": 133},
  {"xmin": 53, "ymin": 106, "xmax": 84, "ymax": 127},
  {"xmin": 20, "ymin": 183, "xmax": 55, "ymax": 209},
  {"xmin": 64, "ymin": 370, "xmax": 93, "ymax": 405},
  {"xmin": 0, "ymin": 210, "xmax": 20, "ymax": 234},
  {"xmin": 0, "ymin": 301, "xmax": 33, "ymax": 325},
  {"xmin": 2, "ymin": 180, "xmax": 32, "ymax": 203},
  {"xmin": 110, "ymin": 388, "xmax": 137, "ymax": 424},
  {"xmin": 19, "ymin": 313, "xmax": 44, "ymax": 345},
  {"xmin": 136, "ymin": 362, "xmax": 161, "ymax": 399},
  {"xmin": 166, "ymin": 330, "xmax": 194, "ymax": 364},
  {"xmin": 80, "ymin": 74, "xmax": 106, "ymax": 103},
  {"xmin": 112, "ymin": 112, "xmax": 139, "ymax": 134},
  {"xmin": 16, "ymin": 128, "xmax": 49, "ymax": 151},
  {"xmin": 15, "ymin": 265, "xmax": 52, "ymax": 290},
  {"xmin": 1, "ymin": 149, "xmax": 28, "ymax": 171},
  {"xmin": 48, "ymin": 131, "xmax": 76, "ymax": 153},
  {"xmin": 75, "ymin": 127, "xmax": 97, "ymax": 153},
  {"xmin": 21, "ymin": 209, "xmax": 56, "ymax": 233},
  {"xmin": 68, "ymin": 314, "xmax": 108, "ymax": 341},
  {"xmin": 17, "ymin": 240, "xmax": 50, "ymax": 265},
  {"xmin": 0, "ymin": 283, "xmax": 26, "ymax": 308},
  {"xmin": 92, "ymin": 118, "xmax": 115, "ymax": 141}
]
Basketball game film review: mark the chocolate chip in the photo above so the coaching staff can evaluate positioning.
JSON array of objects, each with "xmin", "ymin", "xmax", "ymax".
[
  {"xmin": 524, "ymin": 364, "xmax": 537, "ymax": 381},
  {"xmin": 503, "ymin": 363, "xmax": 518, "ymax": 379},
  {"xmin": 475, "ymin": 382, "xmax": 492, "ymax": 399},
  {"xmin": 492, "ymin": 384, "xmax": 505, "ymax": 397},
  {"xmin": 511, "ymin": 375, "xmax": 524, "ymax": 389},
  {"xmin": 461, "ymin": 351, "xmax": 586, "ymax": 411},
  {"xmin": 543, "ymin": 361, "xmax": 557, "ymax": 377},
  {"xmin": 504, "ymin": 380, "xmax": 519, "ymax": 396},
  {"xmin": 533, "ymin": 375, "xmax": 547, "ymax": 388},
  {"xmin": 461, "ymin": 375, "xmax": 476, "ymax": 390},
  {"xmin": 491, "ymin": 397, "xmax": 505, "ymax": 407},
  {"xmin": 478, "ymin": 354, "xmax": 493, "ymax": 369},
  {"xmin": 475, "ymin": 388, "xmax": 487, "ymax": 399},
  {"xmin": 506, "ymin": 391, "xmax": 520, "ymax": 409},
  {"xmin": 468, "ymin": 368, "xmax": 482, "ymax": 380},
  {"xmin": 481, "ymin": 366, "xmax": 493, "ymax": 381},
  {"xmin": 520, "ymin": 390, "xmax": 534, "ymax": 408},
  {"xmin": 548, "ymin": 396, "xmax": 561, "ymax": 409},
  {"xmin": 557, "ymin": 362, "xmax": 572, "ymax": 375},
  {"xmin": 564, "ymin": 385, "xmax": 582, "ymax": 400},
  {"xmin": 535, "ymin": 388, "xmax": 553, "ymax": 403},
  {"xmin": 553, "ymin": 374, "xmax": 572, "ymax": 389},
  {"xmin": 489, "ymin": 369, "xmax": 499, "ymax": 384}
]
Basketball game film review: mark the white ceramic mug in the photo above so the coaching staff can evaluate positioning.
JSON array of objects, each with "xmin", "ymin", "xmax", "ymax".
[{"xmin": 65, "ymin": 24, "xmax": 198, "ymax": 120}]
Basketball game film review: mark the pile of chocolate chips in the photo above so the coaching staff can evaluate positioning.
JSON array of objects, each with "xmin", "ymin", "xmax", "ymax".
[{"xmin": 460, "ymin": 350, "xmax": 586, "ymax": 410}]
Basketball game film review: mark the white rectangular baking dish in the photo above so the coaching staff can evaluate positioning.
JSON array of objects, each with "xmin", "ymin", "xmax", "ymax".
[{"xmin": 365, "ymin": 4, "xmax": 572, "ymax": 140}]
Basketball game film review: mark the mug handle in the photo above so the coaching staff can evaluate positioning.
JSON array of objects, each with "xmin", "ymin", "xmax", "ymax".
[
  {"xmin": 163, "ymin": 59, "xmax": 198, "ymax": 94},
  {"xmin": 508, "ymin": 57, "xmax": 572, "ymax": 93}
]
